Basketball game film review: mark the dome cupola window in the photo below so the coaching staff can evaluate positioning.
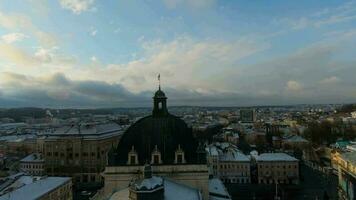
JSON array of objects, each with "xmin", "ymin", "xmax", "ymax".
[
  {"xmin": 151, "ymin": 145, "xmax": 162, "ymax": 165},
  {"xmin": 127, "ymin": 146, "xmax": 138, "ymax": 165},
  {"xmin": 175, "ymin": 144, "xmax": 186, "ymax": 164}
]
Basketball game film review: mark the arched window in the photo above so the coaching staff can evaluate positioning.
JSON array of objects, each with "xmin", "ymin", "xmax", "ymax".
[
  {"xmin": 151, "ymin": 145, "xmax": 162, "ymax": 164},
  {"xmin": 127, "ymin": 146, "xmax": 138, "ymax": 165},
  {"xmin": 175, "ymin": 145, "xmax": 186, "ymax": 164}
]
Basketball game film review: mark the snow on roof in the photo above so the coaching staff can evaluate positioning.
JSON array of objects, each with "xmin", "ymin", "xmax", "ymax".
[
  {"xmin": 219, "ymin": 151, "xmax": 250, "ymax": 162},
  {"xmin": 133, "ymin": 176, "xmax": 163, "ymax": 190},
  {"xmin": 0, "ymin": 177, "xmax": 71, "ymax": 200},
  {"xmin": 109, "ymin": 178, "xmax": 201, "ymax": 200},
  {"xmin": 257, "ymin": 153, "xmax": 298, "ymax": 162},
  {"xmin": 209, "ymin": 178, "xmax": 231, "ymax": 199},
  {"xmin": 20, "ymin": 153, "xmax": 43, "ymax": 163}
]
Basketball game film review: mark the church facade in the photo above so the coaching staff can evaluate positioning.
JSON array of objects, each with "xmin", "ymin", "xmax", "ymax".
[{"xmin": 102, "ymin": 85, "xmax": 209, "ymax": 199}]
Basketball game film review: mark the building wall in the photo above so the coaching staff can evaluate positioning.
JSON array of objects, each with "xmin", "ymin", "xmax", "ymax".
[
  {"xmin": 38, "ymin": 179, "xmax": 73, "ymax": 200},
  {"xmin": 332, "ymin": 152, "xmax": 356, "ymax": 200},
  {"xmin": 257, "ymin": 161, "xmax": 299, "ymax": 184},
  {"xmin": 102, "ymin": 164, "xmax": 209, "ymax": 200},
  {"xmin": 44, "ymin": 135, "xmax": 120, "ymax": 187},
  {"xmin": 218, "ymin": 161, "xmax": 250, "ymax": 184},
  {"xmin": 20, "ymin": 161, "xmax": 45, "ymax": 176}
]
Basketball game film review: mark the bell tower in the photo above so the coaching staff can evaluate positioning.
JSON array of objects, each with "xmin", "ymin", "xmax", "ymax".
[{"xmin": 152, "ymin": 74, "xmax": 168, "ymax": 117}]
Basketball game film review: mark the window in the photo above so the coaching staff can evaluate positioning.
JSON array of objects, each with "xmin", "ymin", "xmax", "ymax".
[
  {"xmin": 130, "ymin": 155, "xmax": 136, "ymax": 164},
  {"xmin": 153, "ymin": 155, "xmax": 159, "ymax": 164},
  {"xmin": 158, "ymin": 102, "xmax": 162, "ymax": 109},
  {"xmin": 177, "ymin": 154, "xmax": 183, "ymax": 163}
]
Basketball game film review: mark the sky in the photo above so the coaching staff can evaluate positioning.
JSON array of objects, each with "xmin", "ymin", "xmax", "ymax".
[{"xmin": 0, "ymin": 0, "xmax": 356, "ymax": 108}]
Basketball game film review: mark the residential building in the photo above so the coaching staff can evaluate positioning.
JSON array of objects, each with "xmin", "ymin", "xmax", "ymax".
[
  {"xmin": 20, "ymin": 153, "xmax": 45, "ymax": 176},
  {"xmin": 206, "ymin": 143, "xmax": 251, "ymax": 184},
  {"xmin": 256, "ymin": 153, "xmax": 299, "ymax": 184},
  {"xmin": 332, "ymin": 151, "xmax": 355, "ymax": 200},
  {"xmin": 43, "ymin": 122, "xmax": 123, "ymax": 188},
  {"xmin": 240, "ymin": 109, "xmax": 256, "ymax": 123}
]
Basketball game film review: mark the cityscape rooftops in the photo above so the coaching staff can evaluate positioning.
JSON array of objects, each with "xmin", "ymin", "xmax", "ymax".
[{"xmin": 257, "ymin": 153, "xmax": 298, "ymax": 162}]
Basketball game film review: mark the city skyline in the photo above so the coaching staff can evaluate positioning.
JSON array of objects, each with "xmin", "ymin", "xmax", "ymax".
[{"xmin": 1, "ymin": 0, "xmax": 356, "ymax": 108}]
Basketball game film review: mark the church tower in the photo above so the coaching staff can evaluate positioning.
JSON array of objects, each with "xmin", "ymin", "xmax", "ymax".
[{"xmin": 152, "ymin": 74, "xmax": 168, "ymax": 117}]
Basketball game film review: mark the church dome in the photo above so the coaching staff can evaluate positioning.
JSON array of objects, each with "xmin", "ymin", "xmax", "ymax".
[
  {"xmin": 109, "ymin": 86, "xmax": 205, "ymax": 166},
  {"xmin": 154, "ymin": 89, "xmax": 166, "ymax": 98}
]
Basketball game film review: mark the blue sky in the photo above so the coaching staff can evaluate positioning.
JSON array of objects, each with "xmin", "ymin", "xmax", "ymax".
[{"xmin": 0, "ymin": 0, "xmax": 356, "ymax": 107}]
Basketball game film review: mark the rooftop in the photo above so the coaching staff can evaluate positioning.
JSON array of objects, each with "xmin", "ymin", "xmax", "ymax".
[
  {"xmin": 20, "ymin": 153, "xmax": 43, "ymax": 163},
  {"xmin": 257, "ymin": 153, "xmax": 298, "ymax": 162},
  {"xmin": 209, "ymin": 178, "xmax": 231, "ymax": 199},
  {"xmin": 0, "ymin": 177, "xmax": 71, "ymax": 200},
  {"xmin": 109, "ymin": 177, "xmax": 201, "ymax": 200}
]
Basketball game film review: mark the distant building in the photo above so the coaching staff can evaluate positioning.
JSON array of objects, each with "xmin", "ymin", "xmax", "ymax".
[
  {"xmin": 206, "ymin": 143, "xmax": 251, "ymax": 184},
  {"xmin": 256, "ymin": 153, "xmax": 299, "ymax": 184},
  {"xmin": 0, "ymin": 176, "xmax": 72, "ymax": 200},
  {"xmin": 43, "ymin": 122, "xmax": 123, "ymax": 188},
  {"xmin": 351, "ymin": 111, "xmax": 356, "ymax": 119},
  {"xmin": 240, "ymin": 109, "xmax": 256, "ymax": 123},
  {"xmin": 20, "ymin": 153, "xmax": 44, "ymax": 176}
]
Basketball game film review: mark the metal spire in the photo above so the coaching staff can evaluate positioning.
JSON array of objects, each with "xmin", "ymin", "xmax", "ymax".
[{"xmin": 158, "ymin": 73, "xmax": 161, "ymax": 90}]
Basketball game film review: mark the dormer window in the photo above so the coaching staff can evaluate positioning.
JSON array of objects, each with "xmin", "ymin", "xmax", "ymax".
[
  {"xmin": 151, "ymin": 145, "xmax": 162, "ymax": 165},
  {"xmin": 127, "ymin": 146, "xmax": 138, "ymax": 165},
  {"xmin": 175, "ymin": 145, "xmax": 186, "ymax": 164}
]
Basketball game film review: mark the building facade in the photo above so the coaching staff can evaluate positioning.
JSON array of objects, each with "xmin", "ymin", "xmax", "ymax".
[
  {"xmin": 332, "ymin": 151, "xmax": 355, "ymax": 200},
  {"xmin": 43, "ymin": 123, "xmax": 122, "ymax": 188},
  {"xmin": 256, "ymin": 153, "xmax": 299, "ymax": 184},
  {"xmin": 206, "ymin": 143, "xmax": 250, "ymax": 184},
  {"xmin": 20, "ymin": 153, "xmax": 45, "ymax": 176}
]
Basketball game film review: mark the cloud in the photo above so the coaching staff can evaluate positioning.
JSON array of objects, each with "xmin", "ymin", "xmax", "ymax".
[
  {"xmin": 277, "ymin": 1, "xmax": 356, "ymax": 30},
  {"xmin": 78, "ymin": 36, "xmax": 268, "ymax": 93},
  {"xmin": 319, "ymin": 76, "xmax": 340, "ymax": 84},
  {"xmin": 0, "ymin": 11, "xmax": 57, "ymax": 47},
  {"xmin": 0, "ymin": 72, "xmax": 147, "ymax": 108},
  {"xmin": 162, "ymin": 0, "xmax": 216, "ymax": 9},
  {"xmin": 90, "ymin": 27, "xmax": 98, "ymax": 36},
  {"xmin": 91, "ymin": 56, "xmax": 97, "ymax": 62},
  {"xmin": 59, "ymin": 0, "xmax": 96, "ymax": 14},
  {"xmin": 285, "ymin": 80, "xmax": 302, "ymax": 92},
  {"xmin": 1, "ymin": 33, "xmax": 28, "ymax": 44}
]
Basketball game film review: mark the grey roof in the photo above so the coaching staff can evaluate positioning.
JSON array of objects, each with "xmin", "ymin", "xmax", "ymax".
[
  {"xmin": 20, "ymin": 153, "xmax": 43, "ymax": 163},
  {"xmin": 209, "ymin": 178, "xmax": 231, "ymax": 199},
  {"xmin": 0, "ymin": 177, "xmax": 71, "ymax": 200},
  {"xmin": 257, "ymin": 153, "xmax": 298, "ymax": 162},
  {"xmin": 45, "ymin": 123, "xmax": 123, "ymax": 140}
]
